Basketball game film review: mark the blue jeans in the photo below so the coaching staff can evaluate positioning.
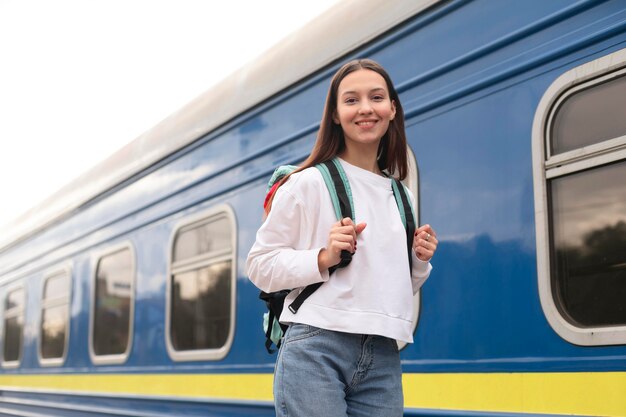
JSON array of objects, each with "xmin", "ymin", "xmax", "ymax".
[{"xmin": 274, "ymin": 324, "xmax": 403, "ymax": 417}]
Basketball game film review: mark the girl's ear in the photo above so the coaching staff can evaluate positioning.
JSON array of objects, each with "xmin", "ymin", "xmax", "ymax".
[
  {"xmin": 390, "ymin": 100, "xmax": 397, "ymax": 121},
  {"xmin": 333, "ymin": 110, "xmax": 340, "ymax": 125}
]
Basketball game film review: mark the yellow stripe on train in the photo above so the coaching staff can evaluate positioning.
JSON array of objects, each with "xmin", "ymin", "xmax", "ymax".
[
  {"xmin": 0, "ymin": 372, "xmax": 625, "ymax": 416},
  {"xmin": 402, "ymin": 372, "xmax": 626, "ymax": 416}
]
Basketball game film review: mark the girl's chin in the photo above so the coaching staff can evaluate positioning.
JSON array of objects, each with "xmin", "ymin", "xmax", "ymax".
[
  {"xmin": 344, "ymin": 138, "xmax": 382, "ymax": 148},
  {"xmin": 346, "ymin": 134, "xmax": 383, "ymax": 143}
]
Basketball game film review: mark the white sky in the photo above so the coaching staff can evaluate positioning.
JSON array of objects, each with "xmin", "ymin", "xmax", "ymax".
[{"xmin": 0, "ymin": 0, "xmax": 338, "ymax": 230}]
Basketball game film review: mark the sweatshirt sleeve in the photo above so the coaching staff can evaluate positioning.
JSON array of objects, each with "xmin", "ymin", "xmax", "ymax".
[
  {"xmin": 246, "ymin": 185, "xmax": 330, "ymax": 293},
  {"xmin": 410, "ymin": 252, "xmax": 432, "ymax": 294}
]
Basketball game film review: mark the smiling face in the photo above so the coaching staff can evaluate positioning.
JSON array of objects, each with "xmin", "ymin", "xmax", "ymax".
[{"xmin": 333, "ymin": 69, "xmax": 396, "ymax": 151}]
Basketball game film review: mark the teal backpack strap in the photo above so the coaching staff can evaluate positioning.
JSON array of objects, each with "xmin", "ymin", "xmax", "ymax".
[
  {"xmin": 391, "ymin": 179, "xmax": 417, "ymax": 271},
  {"xmin": 315, "ymin": 158, "xmax": 355, "ymax": 221},
  {"xmin": 267, "ymin": 165, "xmax": 298, "ymax": 192},
  {"xmin": 330, "ymin": 158, "xmax": 354, "ymax": 219},
  {"xmin": 288, "ymin": 158, "xmax": 355, "ymax": 315}
]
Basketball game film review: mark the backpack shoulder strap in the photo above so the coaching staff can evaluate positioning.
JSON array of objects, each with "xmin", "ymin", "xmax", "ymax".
[
  {"xmin": 287, "ymin": 158, "xmax": 355, "ymax": 314},
  {"xmin": 315, "ymin": 158, "xmax": 354, "ymax": 221},
  {"xmin": 391, "ymin": 179, "xmax": 416, "ymax": 271},
  {"xmin": 264, "ymin": 165, "xmax": 299, "ymax": 213},
  {"xmin": 267, "ymin": 165, "xmax": 298, "ymax": 192}
]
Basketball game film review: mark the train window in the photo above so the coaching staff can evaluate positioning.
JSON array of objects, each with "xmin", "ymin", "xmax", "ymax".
[
  {"xmin": 550, "ymin": 162, "xmax": 626, "ymax": 326},
  {"xmin": 550, "ymin": 74, "xmax": 626, "ymax": 155},
  {"xmin": 40, "ymin": 267, "xmax": 71, "ymax": 365},
  {"xmin": 533, "ymin": 48, "xmax": 626, "ymax": 346},
  {"xmin": 90, "ymin": 244, "xmax": 135, "ymax": 364},
  {"xmin": 166, "ymin": 205, "xmax": 236, "ymax": 361},
  {"xmin": 2, "ymin": 286, "xmax": 25, "ymax": 366}
]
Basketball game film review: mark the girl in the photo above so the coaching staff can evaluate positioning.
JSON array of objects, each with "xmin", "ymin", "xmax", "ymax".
[{"xmin": 247, "ymin": 59, "xmax": 438, "ymax": 417}]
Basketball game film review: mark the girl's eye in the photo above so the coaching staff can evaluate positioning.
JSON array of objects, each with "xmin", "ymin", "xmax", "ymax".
[
  {"xmin": 372, "ymin": 95, "xmax": 385, "ymax": 101},
  {"xmin": 344, "ymin": 97, "xmax": 358, "ymax": 104}
]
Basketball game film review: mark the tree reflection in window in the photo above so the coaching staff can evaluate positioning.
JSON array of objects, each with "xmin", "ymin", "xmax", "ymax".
[
  {"xmin": 171, "ymin": 261, "xmax": 232, "ymax": 350},
  {"xmin": 3, "ymin": 288, "xmax": 24, "ymax": 362},
  {"xmin": 550, "ymin": 161, "xmax": 626, "ymax": 326},
  {"xmin": 93, "ymin": 249, "xmax": 133, "ymax": 356},
  {"xmin": 41, "ymin": 271, "xmax": 70, "ymax": 360},
  {"xmin": 170, "ymin": 215, "xmax": 233, "ymax": 352}
]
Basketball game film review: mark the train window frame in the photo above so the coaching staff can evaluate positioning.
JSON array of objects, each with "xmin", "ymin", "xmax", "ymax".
[
  {"xmin": 89, "ymin": 242, "xmax": 136, "ymax": 365},
  {"xmin": 1, "ymin": 284, "xmax": 26, "ymax": 368},
  {"xmin": 532, "ymin": 47, "xmax": 626, "ymax": 346},
  {"xmin": 165, "ymin": 204, "xmax": 237, "ymax": 362},
  {"xmin": 38, "ymin": 264, "xmax": 72, "ymax": 367}
]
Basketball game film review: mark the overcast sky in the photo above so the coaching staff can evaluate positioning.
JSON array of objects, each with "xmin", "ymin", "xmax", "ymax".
[{"xmin": 0, "ymin": 0, "xmax": 338, "ymax": 231}]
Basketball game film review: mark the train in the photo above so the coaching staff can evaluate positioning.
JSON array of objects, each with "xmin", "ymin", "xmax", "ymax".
[{"xmin": 1, "ymin": 0, "xmax": 625, "ymax": 415}]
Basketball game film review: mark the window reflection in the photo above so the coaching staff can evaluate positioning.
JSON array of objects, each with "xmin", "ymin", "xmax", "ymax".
[
  {"xmin": 170, "ymin": 213, "xmax": 234, "ymax": 355},
  {"xmin": 550, "ymin": 161, "xmax": 626, "ymax": 326},
  {"xmin": 171, "ymin": 261, "xmax": 232, "ymax": 350},
  {"xmin": 41, "ymin": 271, "xmax": 70, "ymax": 361},
  {"xmin": 174, "ymin": 217, "xmax": 231, "ymax": 261},
  {"xmin": 551, "ymin": 73, "xmax": 626, "ymax": 155},
  {"xmin": 3, "ymin": 288, "xmax": 24, "ymax": 362},
  {"xmin": 4, "ymin": 317, "xmax": 23, "ymax": 362},
  {"xmin": 41, "ymin": 306, "xmax": 67, "ymax": 359},
  {"xmin": 93, "ymin": 249, "xmax": 133, "ymax": 356}
]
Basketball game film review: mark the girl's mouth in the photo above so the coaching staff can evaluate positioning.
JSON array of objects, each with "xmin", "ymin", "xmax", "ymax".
[{"xmin": 355, "ymin": 120, "xmax": 378, "ymax": 128}]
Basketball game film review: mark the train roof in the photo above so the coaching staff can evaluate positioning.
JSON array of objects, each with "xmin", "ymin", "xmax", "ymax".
[{"xmin": 0, "ymin": 0, "xmax": 439, "ymax": 251}]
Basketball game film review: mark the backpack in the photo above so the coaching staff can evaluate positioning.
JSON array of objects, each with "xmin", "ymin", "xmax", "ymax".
[{"xmin": 259, "ymin": 157, "xmax": 416, "ymax": 353}]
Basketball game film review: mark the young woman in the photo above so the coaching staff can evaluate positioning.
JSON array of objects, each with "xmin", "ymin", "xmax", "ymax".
[{"xmin": 247, "ymin": 59, "xmax": 438, "ymax": 417}]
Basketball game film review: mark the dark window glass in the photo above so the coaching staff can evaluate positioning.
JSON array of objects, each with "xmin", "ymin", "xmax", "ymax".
[
  {"xmin": 3, "ymin": 288, "xmax": 24, "ymax": 362},
  {"xmin": 550, "ymin": 161, "xmax": 626, "ymax": 326},
  {"xmin": 551, "ymin": 73, "xmax": 626, "ymax": 155},
  {"xmin": 170, "ymin": 215, "xmax": 233, "ymax": 352},
  {"xmin": 41, "ymin": 272, "xmax": 70, "ymax": 360},
  {"xmin": 93, "ymin": 249, "xmax": 133, "ymax": 356},
  {"xmin": 173, "ymin": 217, "xmax": 231, "ymax": 261},
  {"xmin": 171, "ymin": 261, "xmax": 232, "ymax": 350},
  {"xmin": 41, "ymin": 306, "xmax": 66, "ymax": 359}
]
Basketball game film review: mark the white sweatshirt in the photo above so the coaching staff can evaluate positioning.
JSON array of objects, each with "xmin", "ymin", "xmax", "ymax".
[{"xmin": 246, "ymin": 158, "xmax": 432, "ymax": 343}]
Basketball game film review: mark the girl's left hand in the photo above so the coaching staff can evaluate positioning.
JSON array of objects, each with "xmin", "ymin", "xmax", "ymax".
[{"xmin": 413, "ymin": 224, "xmax": 438, "ymax": 262}]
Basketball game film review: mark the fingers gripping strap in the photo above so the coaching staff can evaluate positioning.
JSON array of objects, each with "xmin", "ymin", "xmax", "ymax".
[
  {"xmin": 289, "ymin": 159, "xmax": 355, "ymax": 314},
  {"xmin": 321, "ymin": 159, "xmax": 354, "ymax": 268}
]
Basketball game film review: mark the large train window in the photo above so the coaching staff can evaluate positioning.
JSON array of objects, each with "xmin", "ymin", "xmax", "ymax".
[
  {"xmin": 2, "ymin": 285, "xmax": 25, "ymax": 367},
  {"xmin": 532, "ymin": 48, "xmax": 626, "ymax": 346},
  {"xmin": 166, "ymin": 205, "xmax": 236, "ymax": 361},
  {"xmin": 90, "ymin": 244, "xmax": 135, "ymax": 364},
  {"xmin": 39, "ymin": 266, "xmax": 71, "ymax": 366}
]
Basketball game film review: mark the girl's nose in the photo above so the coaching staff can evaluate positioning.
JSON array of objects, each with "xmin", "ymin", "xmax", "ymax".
[{"xmin": 358, "ymin": 100, "xmax": 373, "ymax": 114}]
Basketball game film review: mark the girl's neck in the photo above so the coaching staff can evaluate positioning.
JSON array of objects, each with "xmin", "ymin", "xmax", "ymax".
[{"xmin": 338, "ymin": 144, "xmax": 382, "ymax": 176}]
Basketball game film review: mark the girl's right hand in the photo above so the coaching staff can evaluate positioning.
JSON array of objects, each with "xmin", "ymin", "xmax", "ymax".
[{"xmin": 318, "ymin": 218, "xmax": 367, "ymax": 272}]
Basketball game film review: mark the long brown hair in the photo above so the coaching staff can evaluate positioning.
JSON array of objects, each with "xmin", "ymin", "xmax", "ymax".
[{"xmin": 265, "ymin": 59, "xmax": 408, "ymax": 215}]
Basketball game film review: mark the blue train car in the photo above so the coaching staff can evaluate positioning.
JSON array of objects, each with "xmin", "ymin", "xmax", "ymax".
[{"xmin": 1, "ymin": 0, "xmax": 625, "ymax": 415}]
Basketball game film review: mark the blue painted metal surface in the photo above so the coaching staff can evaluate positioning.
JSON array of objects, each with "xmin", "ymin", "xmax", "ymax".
[{"xmin": 1, "ymin": 0, "xmax": 626, "ymax": 415}]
